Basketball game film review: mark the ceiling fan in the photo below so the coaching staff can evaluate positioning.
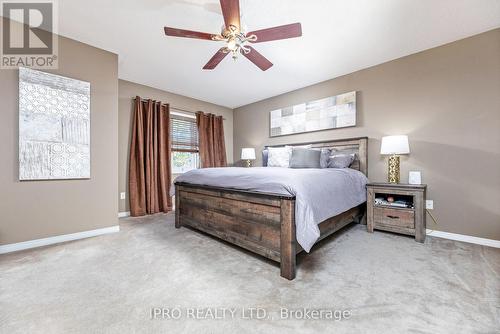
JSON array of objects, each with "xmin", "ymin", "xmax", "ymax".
[{"xmin": 164, "ymin": 0, "xmax": 302, "ymax": 71}]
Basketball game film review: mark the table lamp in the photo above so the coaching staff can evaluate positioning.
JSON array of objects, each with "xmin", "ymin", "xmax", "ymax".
[
  {"xmin": 380, "ymin": 135, "xmax": 410, "ymax": 183},
  {"xmin": 241, "ymin": 148, "xmax": 256, "ymax": 168}
]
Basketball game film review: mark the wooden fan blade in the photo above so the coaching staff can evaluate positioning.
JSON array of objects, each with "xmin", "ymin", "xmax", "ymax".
[
  {"xmin": 203, "ymin": 48, "xmax": 229, "ymax": 70},
  {"xmin": 247, "ymin": 23, "xmax": 302, "ymax": 43},
  {"xmin": 220, "ymin": 0, "xmax": 240, "ymax": 30},
  {"xmin": 164, "ymin": 27, "xmax": 215, "ymax": 40},
  {"xmin": 242, "ymin": 46, "xmax": 273, "ymax": 71}
]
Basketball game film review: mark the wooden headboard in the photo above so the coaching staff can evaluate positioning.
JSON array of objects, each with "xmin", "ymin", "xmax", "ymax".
[{"xmin": 265, "ymin": 137, "xmax": 368, "ymax": 176}]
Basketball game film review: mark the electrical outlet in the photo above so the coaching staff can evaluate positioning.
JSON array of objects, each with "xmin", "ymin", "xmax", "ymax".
[
  {"xmin": 426, "ymin": 200, "xmax": 434, "ymax": 210},
  {"xmin": 120, "ymin": 192, "xmax": 126, "ymax": 200}
]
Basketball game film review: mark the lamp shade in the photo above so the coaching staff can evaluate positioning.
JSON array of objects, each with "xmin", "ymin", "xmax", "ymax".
[
  {"xmin": 241, "ymin": 148, "xmax": 256, "ymax": 160},
  {"xmin": 380, "ymin": 135, "xmax": 410, "ymax": 155}
]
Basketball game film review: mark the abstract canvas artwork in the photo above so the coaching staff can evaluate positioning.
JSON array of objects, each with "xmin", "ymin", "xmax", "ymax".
[
  {"xmin": 269, "ymin": 91, "xmax": 356, "ymax": 137},
  {"xmin": 19, "ymin": 67, "xmax": 91, "ymax": 180}
]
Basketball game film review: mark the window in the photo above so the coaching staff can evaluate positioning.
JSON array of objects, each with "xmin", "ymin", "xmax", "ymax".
[{"xmin": 170, "ymin": 113, "xmax": 199, "ymax": 174}]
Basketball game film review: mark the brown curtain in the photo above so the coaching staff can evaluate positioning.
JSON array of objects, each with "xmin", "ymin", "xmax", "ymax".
[
  {"xmin": 196, "ymin": 111, "xmax": 227, "ymax": 168},
  {"xmin": 129, "ymin": 97, "xmax": 172, "ymax": 217}
]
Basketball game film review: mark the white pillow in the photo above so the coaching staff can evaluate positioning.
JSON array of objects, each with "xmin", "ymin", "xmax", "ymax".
[
  {"xmin": 267, "ymin": 146, "xmax": 293, "ymax": 167},
  {"xmin": 285, "ymin": 144, "xmax": 312, "ymax": 150}
]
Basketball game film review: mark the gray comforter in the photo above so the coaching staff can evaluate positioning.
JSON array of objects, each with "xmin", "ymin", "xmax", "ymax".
[{"xmin": 174, "ymin": 167, "xmax": 368, "ymax": 252}]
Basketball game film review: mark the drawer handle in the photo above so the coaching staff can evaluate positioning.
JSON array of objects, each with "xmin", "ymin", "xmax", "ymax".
[{"xmin": 387, "ymin": 215, "xmax": 400, "ymax": 219}]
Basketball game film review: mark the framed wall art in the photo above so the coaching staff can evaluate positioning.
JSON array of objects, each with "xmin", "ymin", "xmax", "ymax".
[
  {"xmin": 269, "ymin": 91, "xmax": 356, "ymax": 137},
  {"xmin": 19, "ymin": 67, "xmax": 91, "ymax": 180}
]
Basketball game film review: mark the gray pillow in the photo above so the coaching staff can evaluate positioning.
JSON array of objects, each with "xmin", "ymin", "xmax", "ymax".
[
  {"xmin": 262, "ymin": 149, "xmax": 268, "ymax": 167},
  {"xmin": 289, "ymin": 148, "xmax": 321, "ymax": 168},
  {"xmin": 328, "ymin": 153, "xmax": 356, "ymax": 168}
]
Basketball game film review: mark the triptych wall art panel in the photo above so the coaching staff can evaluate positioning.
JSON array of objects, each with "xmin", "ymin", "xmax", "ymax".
[
  {"xmin": 269, "ymin": 91, "xmax": 356, "ymax": 137},
  {"xmin": 19, "ymin": 67, "xmax": 91, "ymax": 180}
]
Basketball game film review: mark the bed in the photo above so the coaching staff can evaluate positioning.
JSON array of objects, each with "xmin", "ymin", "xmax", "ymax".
[{"xmin": 174, "ymin": 137, "xmax": 368, "ymax": 280}]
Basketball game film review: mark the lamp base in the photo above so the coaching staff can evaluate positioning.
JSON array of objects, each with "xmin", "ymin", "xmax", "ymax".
[
  {"xmin": 246, "ymin": 160, "xmax": 251, "ymax": 168},
  {"xmin": 387, "ymin": 155, "xmax": 400, "ymax": 183}
]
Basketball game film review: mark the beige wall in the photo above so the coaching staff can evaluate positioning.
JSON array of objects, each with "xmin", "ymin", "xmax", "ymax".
[
  {"xmin": 118, "ymin": 79, "xmax": 233, "ymax": 213},
  {"xmin": 233, "ymin": 29, "xmax": 500, "ymax": 241},
  {"xmin": 0, "ymin": 19, "xmax": 119, "ymax": 245}
]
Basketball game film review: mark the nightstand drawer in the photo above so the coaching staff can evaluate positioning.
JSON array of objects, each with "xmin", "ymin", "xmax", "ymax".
[{"xmin": 373, "ymin": 207, "xmax": 415, "ymax": 229}]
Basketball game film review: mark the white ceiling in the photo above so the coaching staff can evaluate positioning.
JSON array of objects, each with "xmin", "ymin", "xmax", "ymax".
[{"xmin": 57, "ymin": 0, "xmax": 500, "ymax": 108}]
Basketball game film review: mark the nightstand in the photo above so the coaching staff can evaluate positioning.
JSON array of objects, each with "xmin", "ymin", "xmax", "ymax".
[{"xmin": 366, "ymin": 183, "xmax": 427, "ymax": 243}]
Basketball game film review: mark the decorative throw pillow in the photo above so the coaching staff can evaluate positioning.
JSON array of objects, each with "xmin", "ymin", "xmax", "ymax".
[
  {"xmin": 262, "ymin": 149, "xmax": 269, "ymax": 167},
  {"xmin": 289, "ymin": 148, "xmax": 321, "ymax": 168},
  {"xmin": 319, "ymin": 148, "xmax": 331, "ymax": 168},
  {"xmin": 328, "ymin": 153, "xmax": 356, "ymax": 168},
  {"xmin": 267, "ymin": 146, "xmax": 293, "ymax": 167}
]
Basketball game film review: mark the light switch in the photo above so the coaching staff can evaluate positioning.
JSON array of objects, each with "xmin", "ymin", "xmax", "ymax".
[
  {"xmin": 120, "ymin": 192, "xmax": 126, "ymax": 200},
  {"xmin": 426, "ymin": 200, "xmax": 434, "ymax": 210}
]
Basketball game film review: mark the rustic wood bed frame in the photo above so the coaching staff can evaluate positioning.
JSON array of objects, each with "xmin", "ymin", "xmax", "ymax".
[{"xmin": 175, "ymin": 137, "xmax": 368, "ymax": 280}]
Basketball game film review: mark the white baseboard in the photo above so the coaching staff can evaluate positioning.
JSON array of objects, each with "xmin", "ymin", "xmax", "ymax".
[
  {"xmin": 426, "ymin": 229, "xmax": 500, "ymax": 248},
  {"xmin": 0, "ymin": 225, "xmax": 120, "ymax": 255},
  {"xmin": 118, "ymin": 211, "xmax": 130, "ymax": 218}
]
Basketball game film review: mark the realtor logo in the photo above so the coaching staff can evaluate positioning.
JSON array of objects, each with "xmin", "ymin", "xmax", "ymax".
[{"xmin": 1, "ymin": 0, "xmax": 58, "ymax": 69}]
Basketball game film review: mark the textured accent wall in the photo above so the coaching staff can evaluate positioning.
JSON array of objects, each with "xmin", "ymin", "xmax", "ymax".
[
  {"xmin": 118, "ymin": 80, "xmax": 233, "ymax": 213},
  {"xmin": 0, "ymin": 18, "xmax": 119, "ymax": 245},
  {"xmin": 233, "ymin": 29, "xmax": 500, "ymax": 241}
]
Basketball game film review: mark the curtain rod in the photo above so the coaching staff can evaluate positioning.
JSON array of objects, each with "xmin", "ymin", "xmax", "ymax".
[{"xmin": 133, "ymin": 97, "xmax": 226, "ymax": 120}]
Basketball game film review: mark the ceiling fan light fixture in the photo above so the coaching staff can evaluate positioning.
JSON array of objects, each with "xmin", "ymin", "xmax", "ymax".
[{"xmin": 227, "ymin": 37, "xmax": 237, "ymax": 51}]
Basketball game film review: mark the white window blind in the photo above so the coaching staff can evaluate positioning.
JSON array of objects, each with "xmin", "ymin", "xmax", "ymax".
[{"xmin": 170, "ymin": 114, "xmax": 198, "ymax": 152}]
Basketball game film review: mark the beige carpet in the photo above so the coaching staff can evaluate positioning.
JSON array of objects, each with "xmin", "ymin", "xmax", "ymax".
[{"xmin": 1, "ymin": 213, "xmax": 499, "ymax": 334}]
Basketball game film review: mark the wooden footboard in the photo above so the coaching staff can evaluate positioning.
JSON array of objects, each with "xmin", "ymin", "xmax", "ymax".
[{"xmin": 175, "ymin": 183, "xmax": 364, "ymax": 280}]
